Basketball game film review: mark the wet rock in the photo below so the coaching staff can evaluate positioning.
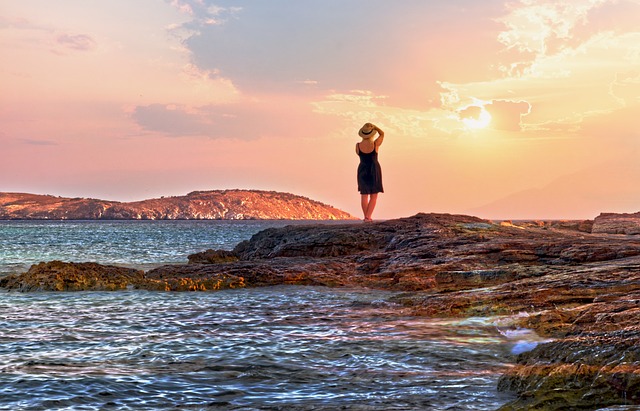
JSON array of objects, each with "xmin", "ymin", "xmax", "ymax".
[
  {"xmin": 1, "ymin": 261, "xmax": 146, "ymax": 291},
  {"xmin": 144, "ymin": 273, "xmax": 245, "ymax": 292},
  {"xmin": 188, "ymin": 249, "xmax": 239, "ymax": 264},
  {"xmin": 146, "ymin": 257, "xmax": 356, "ymax": 289},
  {"xmin": 497, "ymin": 328, "xmax": 640, "ymax": 410}
]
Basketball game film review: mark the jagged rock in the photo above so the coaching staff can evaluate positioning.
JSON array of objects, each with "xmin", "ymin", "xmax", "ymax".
[
  {"xmin": 0, "ymin": 190, "xmax": 356, "ymax": 220},
  {"xmin": 232, "ymin": 223, "xmax": 391, "ymax": 259},
  {"xmin": 592, "ymin": 212, "xmax": 640, "ymax": 234}
]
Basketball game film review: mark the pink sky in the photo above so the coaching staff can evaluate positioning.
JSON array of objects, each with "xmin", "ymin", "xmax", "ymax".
[{"xmin": 2, "ymin": 0, "xmax": 640, "ymax": 220}]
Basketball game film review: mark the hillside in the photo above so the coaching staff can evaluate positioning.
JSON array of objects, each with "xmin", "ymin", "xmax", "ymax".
[{"xmin": 0, "ymin": 190, "xmax": 356, "ymax": 220}]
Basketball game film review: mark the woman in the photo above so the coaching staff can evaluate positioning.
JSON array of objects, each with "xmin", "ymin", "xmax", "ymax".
[{"xmin": 356, "ymin": 123, "xmax": 385, "ymax": 222}]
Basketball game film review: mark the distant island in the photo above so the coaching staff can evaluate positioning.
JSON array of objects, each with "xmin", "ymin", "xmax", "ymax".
[{"xmin": 0, "ymin": 190, "xmax": 356, "ymax": 220}]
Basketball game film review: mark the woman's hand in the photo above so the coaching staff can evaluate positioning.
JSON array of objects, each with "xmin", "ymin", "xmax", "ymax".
[{"xmin": 373, "ymin": 125, "xmax": 384, "ymax": 136}]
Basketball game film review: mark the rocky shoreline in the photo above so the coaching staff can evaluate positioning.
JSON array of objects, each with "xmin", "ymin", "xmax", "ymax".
[{"xmin": 2, "ymin": 212, "xmax": 639, "ymax": 410}]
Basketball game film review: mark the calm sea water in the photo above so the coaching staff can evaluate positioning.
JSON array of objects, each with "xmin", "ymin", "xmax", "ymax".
[{"xmin": 0, "ymin": 221, "xmax": 517, "ymax": 410}]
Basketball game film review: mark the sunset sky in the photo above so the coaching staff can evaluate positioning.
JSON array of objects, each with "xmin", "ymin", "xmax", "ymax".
[{"xmin": 2, "ymin": 0, "xmax": 640, "ymax": 219}]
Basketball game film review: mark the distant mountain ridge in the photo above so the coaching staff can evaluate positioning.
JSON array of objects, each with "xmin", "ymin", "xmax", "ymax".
[{"xmin": 0, "ymin": 190, "xmax": 356, "ymax": 220}]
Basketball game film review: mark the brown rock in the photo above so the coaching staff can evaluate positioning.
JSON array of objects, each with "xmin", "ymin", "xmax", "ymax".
[
  {"xmin": 188, "ymin": 249, "xmax": 239, "ymax": 264},
  {"xmin": 145, "ymin": 275, "xmax": 246, "ymax": 292},
  {"xmin": 592, "ymin": 212, "xmax": 640, "ymax": 234},
  {"xmin": 2, "ymin": 261, "xmax": 145, "ymax": 291},
  {"xmin": 497, "ymin": 326, "xmax": 640, "ymax": 410},
  {"xmin": 435, "ymin": 269, "xmax": 515, "ymax": 291}
]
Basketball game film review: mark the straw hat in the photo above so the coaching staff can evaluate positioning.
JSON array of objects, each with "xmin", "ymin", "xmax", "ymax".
[{"xmin": 358, "ymin": 123, "xmax": 377, "ymax": 139}]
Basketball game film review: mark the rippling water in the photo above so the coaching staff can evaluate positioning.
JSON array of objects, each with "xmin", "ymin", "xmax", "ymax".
[
  {"xmin": 0, "ymin": 220, "xmax": 321, "ymax": 275},
  {"xmin": 0, "ymin": 287, "xmax": 513, "ymax": 410},
  {"xmin": 0, "ymin": 221, "xmax": 518, "ymax": 409}
]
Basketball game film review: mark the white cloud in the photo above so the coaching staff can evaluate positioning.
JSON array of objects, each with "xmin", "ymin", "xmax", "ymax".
[{"xmin": 170, "ymin": 0, "xmax": 194, "ymax": 16}]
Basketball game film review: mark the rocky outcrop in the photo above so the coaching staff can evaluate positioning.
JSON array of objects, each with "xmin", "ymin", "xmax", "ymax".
[
  {"xmin": 592, "ymin": 212, "xmax": 640, "ymax": 234},
  {"xmin": 0, "ymin": 190, "xmax": 355, "ymax": 220},
  {"xmin": 2, "ymin": 212, "xmax": 640, "ymax": 410},
  {"xmin": 1, "ymin": 261, "xmax": 146, "ymax": 291},
  {"xmin": 496, "ymin": 292, "xmax": 640, "ymax": 410},
  {"xmin": 0, "ymin": 261, "xmax": 245, "ymax": 292}
]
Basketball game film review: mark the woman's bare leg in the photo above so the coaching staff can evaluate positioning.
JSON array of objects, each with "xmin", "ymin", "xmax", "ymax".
[
  {"xmin": 361, "ymin": 194, "xmax": 369, "ymax": 220},
  {"xmin": 365, "ymin": 193, "xmax": 378, "ymax": 221}
]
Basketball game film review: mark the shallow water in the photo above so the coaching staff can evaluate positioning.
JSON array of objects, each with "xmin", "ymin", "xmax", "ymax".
[
  {"xmin": 0, "ymin": 221, "xmax": 519, "ymax": 409},
  {"xmin": 0, "ymin": 287, "xmax": 513, "ymax": 410}
]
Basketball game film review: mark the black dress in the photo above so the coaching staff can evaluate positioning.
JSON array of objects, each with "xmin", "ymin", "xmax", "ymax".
[{"xmin": 356, "ymin": 143, "xmax": 384, "ymax": 194}]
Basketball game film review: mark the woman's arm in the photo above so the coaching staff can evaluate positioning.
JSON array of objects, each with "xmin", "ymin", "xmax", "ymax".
[{"xmin": 374, "ymin": 125, "xmax": 385, "ymax": 148}]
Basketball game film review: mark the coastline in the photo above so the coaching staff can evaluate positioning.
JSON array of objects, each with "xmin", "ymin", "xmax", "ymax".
[{"xmin": 2, "ymin": 212, "xmax": 639, "ymax": 410}]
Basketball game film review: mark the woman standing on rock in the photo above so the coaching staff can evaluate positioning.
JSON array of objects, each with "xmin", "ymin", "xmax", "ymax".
[{"xmin": 356, "ymin": 123, "xmax": 385, "ymax": 222}]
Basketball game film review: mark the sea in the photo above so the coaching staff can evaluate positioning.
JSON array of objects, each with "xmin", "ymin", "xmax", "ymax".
[{"xmin": 0, "ymin": 220, "xmax": 519, "ymax": 410}]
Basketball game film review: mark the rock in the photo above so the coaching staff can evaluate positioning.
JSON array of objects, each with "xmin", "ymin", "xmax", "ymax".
[
  {"xmin": 232, "ymin": 222, "xmax": 391, "ymax": 259},
  {"xmin": 434, "ymin": 269, "xmax": 515, "ymax": 291},
  {"xmin": 146, "ymin": 257, "xmax": 354, "ymax": 289},
  {"xmin": 144, "ymin": 273, "xmax": 246, "ymax": 292},
  {"xmin": 497, "ymin": 302, "xmax": 640, "ymax": 410},
  {"xmin": 592, "ymin": 212, "xmax": 640, "ymax": 234},
  {"xmin": 498, "ymin": 219, "xmax": 594, "ymax": 233},
  {"xmin": 188, "ymin": 249, "xmax": 239, "ymax": 264},
  {"xmin": 1, "ymin": 261, "xmax": 146, "ymax": 291},
  {"xmin": 0, "ymin": 260, "xmax": 247, "ymax": 292},
  {"xmin": 0, "ymin": 190, "xmax": 356, "ymax": 220}
]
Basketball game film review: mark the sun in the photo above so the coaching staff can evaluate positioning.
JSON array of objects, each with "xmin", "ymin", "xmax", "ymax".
[{"xmin": 461, "ymin": 106, "xmax": 492, "ymax": 129}]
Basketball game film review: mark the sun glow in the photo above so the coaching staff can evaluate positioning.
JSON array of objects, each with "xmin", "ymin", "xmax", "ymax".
[{"xmin": 462, "ymin": 107, "xmax": 492, "ymax": 129}]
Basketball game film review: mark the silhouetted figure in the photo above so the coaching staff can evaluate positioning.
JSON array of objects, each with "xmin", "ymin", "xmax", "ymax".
[{"xmin": 356, "ymin": 123, "xmax": 385, "ymax": 221}]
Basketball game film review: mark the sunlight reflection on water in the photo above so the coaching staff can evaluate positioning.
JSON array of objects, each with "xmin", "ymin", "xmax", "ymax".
[{"xmin": 0, "ymin": 287, "xmax": 517, "ymax": 410}]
